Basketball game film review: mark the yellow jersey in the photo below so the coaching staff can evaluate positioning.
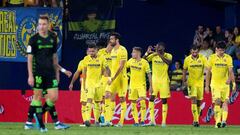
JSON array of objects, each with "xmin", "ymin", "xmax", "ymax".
[
  {"xmin": 83, "ymin": 55, "xmax": 106, "ymax": 87},
  {"xmin": 208, "ymin": 54, "xmax": 233, "ymax": 87},
  {"xmin": 183, "ymin": 54, "xmax": 208, "ymax": 87},
  {"xmin": 98, "ymin": 48, "xmax": 112, "ymax": 70},
  {"xmin": 77, "ymin": 60, "xmax": 85, "ymax": 72},
  {"xmin": 111, "ymin": 45, "xmax": 128, "ymax": 78},
  {"xmin": 147, "ymin": 52, "xmax": 172, "ymax": 83},
  {"xmin": 127, "ymin": 58, "xmax": 151, "ymax": 88}
]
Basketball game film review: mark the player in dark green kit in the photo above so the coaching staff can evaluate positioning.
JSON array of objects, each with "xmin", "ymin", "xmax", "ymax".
[{"xmin": 24, "ymin": 15, "xmax": 69, "ymax": 132}]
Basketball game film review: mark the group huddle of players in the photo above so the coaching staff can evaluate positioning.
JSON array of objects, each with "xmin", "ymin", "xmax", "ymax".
[
  {"xmin": 24, "ymin": 15, "xmax": 236, "ymax": 133},
  {"xmin": 69, "ymin": 32, "xmax": 236, "ymax": 129}
]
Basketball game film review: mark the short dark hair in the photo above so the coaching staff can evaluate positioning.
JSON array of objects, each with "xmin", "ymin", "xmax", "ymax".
[
  {"xmin": 157, "ymin": 42, "xmax": 166, "ymax": 48},
  {"xmin": 110, "ymin": 32, "xmax": 121, "ymax": 40},
  {"xmin": 133, "ymin": 47, "xmax": 142, "ymax": 53},
  {"xmin": 88, "ymin": 43, "xmax": 97, "ymax": 49},
  {"xmin": 190, "ymin": 44, "xmax": 200, "ymax": 50},
  {"xmin": 216, "ymin": 41, "xmax": 226, "ymax": 49},
  {"xmin": 39, "ymin": 15, "xmax": 49, "ymax": 22}
]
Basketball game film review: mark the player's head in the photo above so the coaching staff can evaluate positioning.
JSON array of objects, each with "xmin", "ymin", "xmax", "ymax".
[
  {"xmin": 175, "ymin": 60, "xmax": 182, "ymax": 70},
  {"xmin": 87, "ymin": 43, "xmax": 98, "ymax": 57},
  {"xmin": 215, "ymin": 41, "xmax": 226, "ymax": 56},
  {"xmin": 190, "ymin": 45, "xmax": 200, "ymax": 58},
  {"xmin": 132, "ymin": 47, "xmax": 142, "ymax": 59},
  {"xmin": 38, "ymin": 15, "xmax": 49, "ymax": 34},
  {"xmin": 109, "ymin": 32, "xmax": 121, "ymax": 47},
  {"xmin": 155, "ymin": 42, "xmax": 166, "ymax": 54}
]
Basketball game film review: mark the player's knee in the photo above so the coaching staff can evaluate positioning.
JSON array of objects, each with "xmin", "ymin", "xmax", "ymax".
[
  {"xmin": 197, "ymin": 100, "xmax": 201, "ymax": 106},
  {"xmin": 191, "ymin": 97, "xmax": 197, "ymax": 104},
  {"xmin": 120, "ymin": 97, "xmax": 126, "ymax": 102},
  {"xmin": 162, "ymin": 98, "xmax": 167, "ymax": 104},
  {"xmin": 87, "ymin": 98, "xmax": 93, "ymax": 103},
  {"xmin": 81, "ymin": 102, "xmax": 87, "ymax": 106},
  {"xmin": 215, "ymin": 99, "xmax": 221, "ymax": 105},
  {"xmin": 149, "ymin": 96, "xmax": 155, "ymax": 102}
]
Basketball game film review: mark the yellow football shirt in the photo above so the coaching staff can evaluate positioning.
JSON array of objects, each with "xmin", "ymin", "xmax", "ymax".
[
  {"xmin": 77, "ymin": 60, "xmax": 85, "ymax": 72},
  {"xmin": 208, "ymin": 54, "xmax": 233, "ymax": 87},
  {"xmin": 127, "ymin": 58, "xmax": 151, "ymax": 88},
  {"xmin": 83, "ymin": 55, "xmax": 106, "ymax": 87},
  {"xmin": 98, "ymin": 48, "xmax": 112, "ymax": 70},
  {"xmin": 147, "ymin": 52, "xmax": 172, "ymax": 83},
  {"xmin": 111, "ymin": 45, "xmax": 128, "ymax": 78},
  {"xmin": 183, "ymin": 54, "xmax": 208, "ymax": 87}
]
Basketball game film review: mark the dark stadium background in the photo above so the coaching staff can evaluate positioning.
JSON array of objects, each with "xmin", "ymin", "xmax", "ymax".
[{"xmin": 1, "ymin": 0, "xmax": 240, "ymax": 90}]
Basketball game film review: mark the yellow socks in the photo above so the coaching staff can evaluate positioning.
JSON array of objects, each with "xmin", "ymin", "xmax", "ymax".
[
  {"xmin": 222, "ymin": 109, "xmax": 228, "ymax": 122},
  {"xmin": 119, "ymin": 102, "xmax": 127, "ymax": 124},
  {"xmin": 94, "ymin": 102, "xmax": 100, "ymax": 122},
  {"xmin": 104, "ymin": 98, "xmax": 111, "ymax": 122},
  {"xmin": 149, "ymin": 101, "xmax": 155, "ymax": 123},
  {"xmin": 81, "ymin": 105, "xmax": 87, "ymax": 122},
  {"xmin": 140, "ymin": 100, "xmax": 146, "ymax": 122},
  {"xmin": 191, "ymin": 104, "xmax": 199, "ymax": 122},
  {"xmin": 214, "ymin": 105, "xmax": 221, "ymax": 125},
  {"xmin": 162, "ymin": 104, "xmax": 168, "ymax": 124},
  {"xmin": 86, "ymin": 102, "xmax": 92, "ymax": 121},
  {"xmin": 131, "ymin": 102, "xmax": 138, "ymax": 123}
]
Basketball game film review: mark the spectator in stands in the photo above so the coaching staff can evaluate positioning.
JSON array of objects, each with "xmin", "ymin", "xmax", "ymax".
[
  {"xmin": 4, "ymin": 0, "xmax": 24, "ymax": 7},
  {"xmin": 204, "ymin": 27, "xmax": 214, "ymax": 47},
  {"xmin": 225, "ymin": 29, "xmax": 237, "ymax": 58},
  {"xmin": 234, "ymin": 27, "xmax": 240, "ymax": 46},
  {"xmin": 213, "ymin": 25, "xmax": 225, "ymax": 47},
  {"xmin": 170, "ymin": 60, "xmax": 183, "ymax": 91},
  {"xmin": 233, "ymin": 26, "xmax": 239, "ymax": 41},
  {"xmin": 193, "ymin": 25, "xmax": 204, "ymax": 47},
  {"xmin": 199, "ymin": 38, "xmax": 213, "ymax": 59}
]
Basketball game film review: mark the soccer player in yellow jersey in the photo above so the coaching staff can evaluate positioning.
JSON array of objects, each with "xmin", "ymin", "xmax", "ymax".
[
  {"xmin": 97, "ymin": 42, "xmax": 113, "ymax": 124},
  {"xmin": 107, "ymin": 32, "xmax": 128, "ymax": 127},
  {"xmin": 144, "ymin": 42, "xmax": 172, "ymax": 127},
  {"xmin": 82, "ymin": 43, "xmax": 110, "ymax": 127},
  {"xmin": 68, "ymin": 58, "xmax": 88, "ymax": 125},
  {"xmin": 205, "ymin": 42, "xmax": 236, "ymax": 128},
  {"xmin": 127, "ymin": 47, "xmax": 152, "ymax": 126},
  {"xmin": 182, "ymin": 45, "xmax": 208, "ymax": 127}
]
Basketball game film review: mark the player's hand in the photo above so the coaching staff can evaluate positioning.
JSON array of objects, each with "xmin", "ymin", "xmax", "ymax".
[
  {"xmin": 147, "ymin": 46, "xmax": 154, "ymax": 54},
  {"xmin": 226, "ymin": 79, "xmax": 231, "ymax": 85},
  {"xmin": 69, "ymin": 83, "xmax": 73, "ymax": 91},
  {"xmin": 205, "ymin": 86, "xmax": 210, "ymax": 94},
  {"xmin": 65, "ymin": 70, "xmax": 72, "ymax": 78},
  {"xmin": 183, "ymin": 81, "xmax": 188, "ymax": 87},
  {"xmin": 28, "ymin": 76, "xmax": 34, "ymax": 87}
]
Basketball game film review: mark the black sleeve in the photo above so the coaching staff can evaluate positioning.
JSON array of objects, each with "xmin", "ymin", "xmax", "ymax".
[
  {"xmin": 27, "ymin": 36, "xmax": 36, "ymax": 55},
  {"xmin": 52, "ymin": 34, "xmax": 58, "ymax": 54}
]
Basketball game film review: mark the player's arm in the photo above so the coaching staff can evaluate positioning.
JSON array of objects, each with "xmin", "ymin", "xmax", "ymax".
[
  {"xmin": 147, "ymin": 72, "xmax": 153, "ymax": 94},
  {"xmin": 229, "ymin": 67, "xmax": 236, "ymax": 91},
  {"xmin": 69, "ymin": 70, "xmax": 81, "ymax": 91},
  {"xmin": 27, "ymin": 54, "xmax": 34, "ymax": 87},
  {"xmin": 158, "ymin": 53, "xmax": 172, "ymax": 65},
  {"xmin": 143, "ymin": 46, "xmax": 154, "ymax": 59},
  {"xmin": 182, "ymin": 59, "xmax": 188, "ymax": 86},
  {"xmin": 57, "ymin": 64, "xmax": 72, "ymax": 78},
  {"xmin": 105, "ymin": 66, "xmax": 111, "ymax": 77},
  {"xmin": 82, "ymin": 67, "xmax": 87, "ymax": 91},
  {"xmin": 205, "ymin": 67, "xmax": 211, "ymax": 94},
  {"xmin": 53, "ymin": 53, "xmax": 60, "ymax": 82}
]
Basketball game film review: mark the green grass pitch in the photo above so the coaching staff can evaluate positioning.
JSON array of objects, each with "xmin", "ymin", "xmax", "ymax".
[{"xmin": 0, "ymin": 123, "xmax": 239, "ymax": 135}]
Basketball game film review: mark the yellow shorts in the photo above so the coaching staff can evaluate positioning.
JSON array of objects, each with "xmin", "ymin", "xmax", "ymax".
[
  {"xmin": 86, "ymin": 86, "xmax": 103, "ymax": 102},
  {"xmin": 110, "ymin": 75, "xmax": 128, "ymax": 97},
  {"xmin": 188, "ymin": 86, "xmax": 204, "ymax": 100},
  {"xmin": 129, "ymin": 87, "xmax": 146, "ymax": 100},
  {"xmin": 80, "ymin": 88, "xmax": 88, "ymax": 102},
  {"xmin": 152, "ymin": 82, "xmax": 170, "ymax": 98},
  {"xmin": 211, "ymin": 85, "xmax": 230, "ymax": 102},
  {"xmin": 100, "ymin": 77, "xmax": 109, "ymax": 96}
]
